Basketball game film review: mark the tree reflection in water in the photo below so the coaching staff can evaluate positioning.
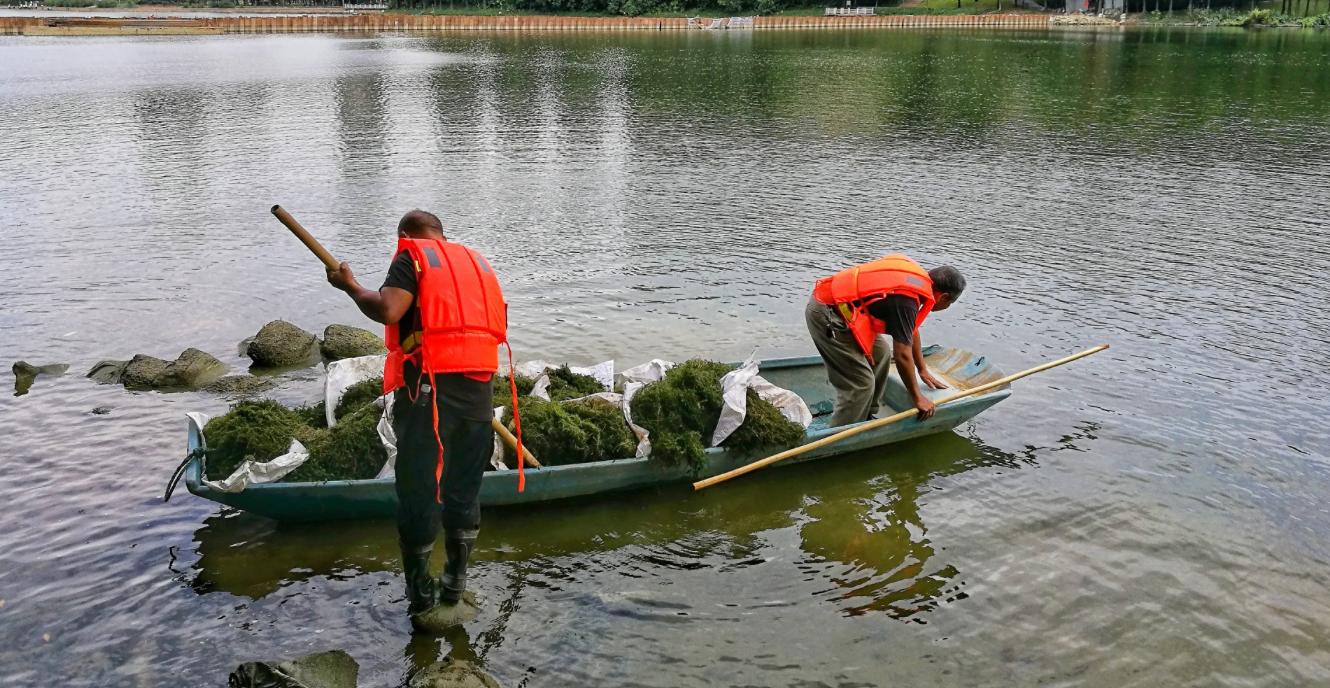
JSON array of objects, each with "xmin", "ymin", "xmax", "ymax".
[{"xmin": 186, "ymin": 420, "xmax": 1100, "ymax": 673}]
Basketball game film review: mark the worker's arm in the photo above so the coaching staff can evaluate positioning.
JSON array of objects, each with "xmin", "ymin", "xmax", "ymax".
[
  {"xmin": 326, "ymin": 262, "xmax": 413, "ymax": 325},
  {"xmin": 913, "ymin": 334, "xmax": 948, "ymax": 390},
  {"xmin": 893, "ymin": 338, "xmax": 936, "ymax": 420}
]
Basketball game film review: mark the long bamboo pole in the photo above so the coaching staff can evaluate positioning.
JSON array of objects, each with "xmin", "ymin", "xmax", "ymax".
[
  {"xmin": 692, "ymin": 344, "xmax": 1110, "ymax": 491},
  {"xmin": 494, "ymin": 416, "xmax": 542, "ymax": 468},
  {"xmin": 271, "ymin": 205, "xmax": 340, "ymax": 271},
  {"xmin": 268, "ymin": 204, "xmax": 541, "ymax": 469}
]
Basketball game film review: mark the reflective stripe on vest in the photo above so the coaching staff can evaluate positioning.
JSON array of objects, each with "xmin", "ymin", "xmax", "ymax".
[{"xmin": 813, "ymin": 254, "xmax": 935, "ymax": 363}]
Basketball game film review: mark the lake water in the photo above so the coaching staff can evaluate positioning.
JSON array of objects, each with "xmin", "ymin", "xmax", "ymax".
[{"xmin": 1, "ymin": 26, "xmax": 1329, "ymax": 687}]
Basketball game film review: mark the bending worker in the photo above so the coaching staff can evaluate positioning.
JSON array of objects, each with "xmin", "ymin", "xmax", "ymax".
[
  {"xmin": 326, "ymin": 209, "xmax": 507, "ymax": 632},
  {"xmin": 805, "ymin": 254, "xmax": 966, "ymax": 427}
]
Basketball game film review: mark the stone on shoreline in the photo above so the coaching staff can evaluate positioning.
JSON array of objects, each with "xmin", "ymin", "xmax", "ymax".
[
  {"xmin": 320, "ymin": 324, "xmax": 386, "ymax": 361},
  {"xmin": 12, "ymin": 361, "xmax": 69, "ymax": 396},
  {"xmin": 121, "ymin": 354, "xmax": 172, "ymax": 390},
  {"xmin": 119, "ymin": 349, "xmax": 228, "ymax": 391},
  {"xmin": 87, "ymin": 359, "xmax": 129, "ymax": 385},
  {"xmin": 229, "ymin": 649, "xmax": 358, "ymax": 688},
  {"xmin": 162, "ymin": 348, "xmax": 228, "ymax": 388},
  {"xmin": 409, "ymin": 656, "xmax": 502, "ymax": 688},
  {"xmin": 247, "ymin": 320, "xmax": 319, "ymax": 368}
]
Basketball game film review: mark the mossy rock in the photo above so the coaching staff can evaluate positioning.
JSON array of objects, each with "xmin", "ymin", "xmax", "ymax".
[
  {"xmin": 202, "ymin": 400, "xmax": 304, "ymax": 481},
  {"xmin": 630, "ymin": 359, "xmax": 804, "ymax": 473},
  {"xmin": 87, "ymin": 359, "xmax": 128, "ymax": 385},
  {"xmin": 230, "ymin": 649, "xmax": 359, "ymax": 688},
  {"xmin": 409, "ymin": 655, "xmax": 499, "ymax": 688},
  {"xmin": 121, "ymin": 354, "xmax": 172, "ymax": 390},
  {"xmin": 320, "ymin": 324, "xmax": 386, "ymax": 361},
  {"xmin": 122, "ymin": 349, "xmax": 227, "ymax": 390},
  {"xmin": 12, "ymin": 360, "xmax": 67, "ymax": 396},
  {"xmin": 160, "ymin": 348, "xmax": 227, "ymax": 388},
  {"xmin": 246, "ymin": 320, "xmax": 319, "ymax": 368}
]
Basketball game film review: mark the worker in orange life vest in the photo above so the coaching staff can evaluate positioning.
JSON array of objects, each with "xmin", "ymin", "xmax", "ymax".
[
  {"xmin": 326, "ymin": 209, "xmax": 508, "ymax": 633},
  {"xmin": 805, "ymin": 255, "xmax": 966, "ymax": 427}
]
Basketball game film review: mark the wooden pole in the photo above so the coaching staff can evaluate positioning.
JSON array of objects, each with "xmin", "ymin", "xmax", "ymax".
[
  {"xmin": 271, "ymin": 204, "xmax": 340, "ymax": 271},
  {"xmin": 269, "ymin": 204, "xmax": 542, "ymax": 469},
  {"xmin": 692, "ymin": 344, "xmax": 1110, "ymax": 491},
  {"xmin": 494, "ymin": 417, "xmax": 541, "ymax": 468}
]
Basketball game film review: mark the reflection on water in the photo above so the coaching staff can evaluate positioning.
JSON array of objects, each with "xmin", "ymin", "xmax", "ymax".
[
  {"xmin": 190, "ymin": 429, "xmax": 1086, "ymax": 628},
  {"xmin": 2, "ymin": 26, "xmax": 1330, "ymax": 687}
]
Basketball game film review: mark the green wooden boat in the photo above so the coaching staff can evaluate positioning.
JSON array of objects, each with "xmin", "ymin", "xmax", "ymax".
[{"xmin": 181, "ymin": 346, "xmax": 1010, "ymax": 522}]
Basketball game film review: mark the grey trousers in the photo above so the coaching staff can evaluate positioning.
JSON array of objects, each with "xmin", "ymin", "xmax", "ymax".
[{"xmin": 805, "ymin": 295, "xmax": 892, "ymax": 428}]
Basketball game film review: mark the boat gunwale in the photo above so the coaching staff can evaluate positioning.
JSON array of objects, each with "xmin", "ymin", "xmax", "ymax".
[{"xmin": 183, "ymin": 351, "xmax": 1010, "ymax": 501}]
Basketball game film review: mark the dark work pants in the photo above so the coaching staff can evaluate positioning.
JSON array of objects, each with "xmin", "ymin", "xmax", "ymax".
[{"xmin": 392, "ymin": 387, "xmax": 492, "ymax": 550}]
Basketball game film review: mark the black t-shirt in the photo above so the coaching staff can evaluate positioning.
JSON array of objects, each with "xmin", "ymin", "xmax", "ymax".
[
  {"xmin": 383, "ymin": 251, "xmax": 495, "ymax": 422},
  {"xmin": 864, "ymin": 294, "xmax": 921, "ymax": 345}
]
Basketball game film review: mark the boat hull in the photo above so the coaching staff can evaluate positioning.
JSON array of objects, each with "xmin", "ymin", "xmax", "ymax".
[{"xmin": 183, "ymin": 349, "xmax": 1009, "ymax": 521}]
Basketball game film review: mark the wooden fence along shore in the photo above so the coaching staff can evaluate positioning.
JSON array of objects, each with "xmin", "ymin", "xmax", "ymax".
[{"xmin": 0, "ymin": 13, "xmax": 1052, "ymax": 36}]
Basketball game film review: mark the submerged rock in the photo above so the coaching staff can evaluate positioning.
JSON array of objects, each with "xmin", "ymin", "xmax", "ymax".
[
  {"xmin": 87, "ymin": 359, "xmax": 129, "ymax": 385},
  {"xmin": 120, "ymin": 349, "xmax": 227, "ymax": 391},
  {"xmin": 161, "ymin": 348, "xmax": 228, "ymax": 388},
  {"xmin": 12, "ymin": 361, "xmax": 68, "ymax": 396},
  {"xmin": 409, "ymin": 656, "xmax": 501, "ymax": 688},
  {"xmin": 410, "ymin": 592, "xmax": 480, "ymax": 635},
  {"xmin": 89, "ymin": 406, "xmax": 113, "ymax": 415},
  {"xmin": 247, "ymin": 320, "xmax": 319, "ymax": 368},
  {"xmin": 229, "ymin": 649, "xmax": 358, "ymax": 688},
  {"xmin": 320, "ymin": 324, "xmax": 386, "ymax": 361},
  {"xmin": 111, "ymin": 349, "xmax": 228, "ymax": 391},
  {"xmin": 205, "ymin": 374, "xmax": 276, "ymax": 398},
  {"xmin": 121, "ymin": 354, "xmax": 172, "ymax": 390}
]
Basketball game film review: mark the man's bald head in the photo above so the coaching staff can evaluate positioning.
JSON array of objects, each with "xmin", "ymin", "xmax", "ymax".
[{"xmin": 397, "ymin": 210, "xmax": 444, "ymax": 239}]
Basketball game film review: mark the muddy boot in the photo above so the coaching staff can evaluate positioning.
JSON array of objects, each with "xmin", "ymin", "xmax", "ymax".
[
  {"xmin": 401, "ymin": 543, "xmax": 438, "ymax": 621},
  {"xmin": 439, "ymin": 528, "xmax": 478, "ymax": 605}
]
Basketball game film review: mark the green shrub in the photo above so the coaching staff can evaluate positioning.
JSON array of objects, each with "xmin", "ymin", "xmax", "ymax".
[
  {"xmin": 630, "ymin": 359, "xmax": 804, "ymax": 474},
  {"xmin": 1241, "ymin": 8, "xmax": 1278, "ymax": 26}
]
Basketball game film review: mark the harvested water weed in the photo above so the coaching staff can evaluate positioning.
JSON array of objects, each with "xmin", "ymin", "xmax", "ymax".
[{"xmin": 630, "ymin": 359, "xmax": 804, "ymax": 473}]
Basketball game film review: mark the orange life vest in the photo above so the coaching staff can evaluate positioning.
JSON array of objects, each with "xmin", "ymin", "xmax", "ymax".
[
  {"xmin": 383, "ymin": 237, "xmax": 527, "ymax": 493},
  {"xmin": 812, "ymin": 254, "xmax": 935, "ymax": 363}
]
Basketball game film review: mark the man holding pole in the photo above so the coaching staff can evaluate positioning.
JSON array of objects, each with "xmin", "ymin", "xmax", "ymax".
[
  {"xmin": 325, "ymin": 209, "xmax": 507, "ymax": 633},
  {"xmin": 805, "ymin": 254, "xmax": 966, "ymax": 427}
]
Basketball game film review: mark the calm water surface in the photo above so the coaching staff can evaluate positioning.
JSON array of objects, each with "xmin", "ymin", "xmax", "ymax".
[{"xmin": 1, "ymin": 27, "xmax": 1329, "ymax": 687}]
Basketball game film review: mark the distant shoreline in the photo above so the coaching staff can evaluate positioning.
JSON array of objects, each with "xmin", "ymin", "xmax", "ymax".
[{"xmin": 0, "ymin": 11, "xmax": 1057, "ymax": 35}]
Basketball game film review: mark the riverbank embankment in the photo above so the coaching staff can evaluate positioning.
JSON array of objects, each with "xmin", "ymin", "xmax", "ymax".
[{"xmin": 0, "ymin": 12, "xmax": 1052, "ymax": 35}]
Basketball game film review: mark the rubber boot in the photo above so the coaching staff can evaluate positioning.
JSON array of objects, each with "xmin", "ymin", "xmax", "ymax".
[
  {"xmin": 401, "ymin": 542, "xmax": 438, "ymax": 619},
  {"xmin": 439, "ymin": 528, "xmax": 478, "ymax": 605}
]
